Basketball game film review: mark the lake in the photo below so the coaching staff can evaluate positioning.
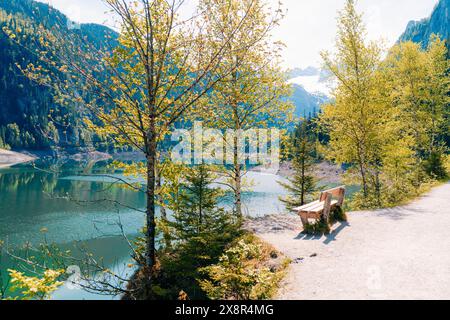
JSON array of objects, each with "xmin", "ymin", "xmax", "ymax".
[
  {"xmin": 0, "ymin": 158, "xmax": 359, "ymax": 299},
  {"xmin": 0, "ymin": 159, "xmax": 295, "ymax": 300}
]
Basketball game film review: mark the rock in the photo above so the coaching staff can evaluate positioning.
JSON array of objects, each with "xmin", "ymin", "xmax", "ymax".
[{"xmin": 292, "ymin": 257, "xmax": 304, "ymax": 264}]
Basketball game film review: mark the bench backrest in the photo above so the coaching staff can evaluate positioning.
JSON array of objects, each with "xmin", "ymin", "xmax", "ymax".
[{"xmin": 319, "ymin": 186, "xmax": 346, "ymax": 206}]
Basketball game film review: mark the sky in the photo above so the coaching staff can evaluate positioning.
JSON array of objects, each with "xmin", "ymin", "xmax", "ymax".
[{"xmin": 36, "ymin": 0, "xmax": 439, "ymax": 69}]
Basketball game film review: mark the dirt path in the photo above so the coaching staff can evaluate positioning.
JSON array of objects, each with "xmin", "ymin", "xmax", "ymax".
[{"xmin": 249, "ymin": 183, "xmax": 450, "ymax": 300}]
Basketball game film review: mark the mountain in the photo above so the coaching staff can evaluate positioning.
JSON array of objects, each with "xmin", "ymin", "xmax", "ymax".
[
  {"xmin": 289, "ymin": 84, "xmax": 328, "ymax": 119},
  {"xmin": 286, "ymin": 67, "xmax": 331, "ymax": 119},
  {"xmin": 0, "ymin": 0, "xmax": 115, "ymax": 151},
  {"xmin": 399, "ymin": 0, "xmax": 449, "ymax": 49},
  {"xmin": 288, "ymin": 66, "xmax": 319, "ymax": 78}
]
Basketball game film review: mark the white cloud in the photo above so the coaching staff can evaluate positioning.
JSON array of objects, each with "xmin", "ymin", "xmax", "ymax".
[{"xmin": 38, "ymin": 0, "xmax": 440, "ymax": 68}]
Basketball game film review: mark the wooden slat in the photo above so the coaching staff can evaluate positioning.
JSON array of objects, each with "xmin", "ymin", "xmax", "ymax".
[
  {"xmin": 321, "ymin": 186, "xmax": 346, "ymax": 196},
  {"xmin": 294, "ymin": 200, "xmax": 320, "ymax": 212},
  {"xmin": 304, "ymin": 202, "xmax": 325, "ymax": 213}
]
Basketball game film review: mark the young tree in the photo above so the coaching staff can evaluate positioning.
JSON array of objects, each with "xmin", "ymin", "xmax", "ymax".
[
  {"xmin": 171, "ymin": 165, "xmax": 237, "ymax": 245},
  {"xmin": 383, "ymin": 37, "xmax": 449, "ymax": 181},
  {"xmin": 161, "ymin": 165, "xmax": 239, "ymax": 299},
  {"xmin": 424, "ymin": 36, "xmax": 449, "ymax": 179},
  {"xmin": 10, "ymin": 0, "xmax": 266, "ymax": 288},
  {"xmin": 278, "ymin": 120, "xmax": 317, "ymax": 210},
  {"xmin": 198, "ymin": 0, "xmax": 293, "ymax": 218},
  {"xmin": 382, "ymin": 41, "xmax": 430, "ymax": 184},
  {"xmin": 319, "ymin": 0, "xmax": 388, "ymax": 204}
]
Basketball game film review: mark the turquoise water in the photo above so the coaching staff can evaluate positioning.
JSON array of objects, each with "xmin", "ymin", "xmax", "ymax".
[
  {"xmin": 0, "ymin": 159, "xmax": 358, "ymax": 299},
  {"xmin": 0, "ymin": 160, "xmax": 292, "ymax": 300}
]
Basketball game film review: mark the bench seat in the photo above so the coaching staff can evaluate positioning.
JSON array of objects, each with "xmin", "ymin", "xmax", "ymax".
[
  {"xmin": 295, "ymin": 200, "xmax": 338, "ymax": 219},
  {"xmin": 293, "ymin": 186, "xmax": 346, "ymax": 228}
]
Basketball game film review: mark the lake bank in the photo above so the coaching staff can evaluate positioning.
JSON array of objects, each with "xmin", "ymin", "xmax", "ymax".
[{"xmin": 0, "ymin": 149, "xmax": 36, "ymax": 168}]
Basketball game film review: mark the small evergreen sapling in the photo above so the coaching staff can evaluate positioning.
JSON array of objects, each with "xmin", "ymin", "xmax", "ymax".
[{"xmin": 279, "ymin": 121, "xmax": 317, "ymax": 211}]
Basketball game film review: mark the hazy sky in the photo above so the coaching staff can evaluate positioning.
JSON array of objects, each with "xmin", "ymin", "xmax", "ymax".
[{"xmin": 37, "ymin": 0, "xmax": 439, "ymax": 69}]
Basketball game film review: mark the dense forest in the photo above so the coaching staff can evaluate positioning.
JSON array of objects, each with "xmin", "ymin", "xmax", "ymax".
[{"xmin": 0, "ymin": 0, "xmax": 114, "ymax": 151}]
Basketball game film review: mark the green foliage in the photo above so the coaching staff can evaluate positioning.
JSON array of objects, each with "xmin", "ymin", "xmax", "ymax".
[
  {"xmin": 0, "ymin": 135, "xmax": 9, "ymax": 149},
  {"xmin": 153, "ymin": 165, "xmax": 242, "ymax": 299},
  {"xmin": 423, "ymin": 151, "xmax": 448, "ymax": 180},
  {"xmin": 303, "ymin": 207, "xmax": 347, "ymax": 235},
  {"xmin": 320, "ymin": 0, "xmax": 450, "ymax": 210},
  {"xmin": 199, "ymin": 234, "xmax": 288, "ymax": 300}
]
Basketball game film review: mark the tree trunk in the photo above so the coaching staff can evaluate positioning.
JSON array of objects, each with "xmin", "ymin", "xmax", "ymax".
[
  {"xmin": 300, "ymin": 144, "xmax": 306, "ymax": 206},
  {"xmin": 155, "ymin": 164, "xmax": 171, "ymax": 249},
  {"xmin": 145, "ymin": 127, "xmax": 157, "ymax": 273},
  {"xmin": 234, "ymin": 135, "xmax": 242, "ymax": 218},
  {"xmin": 357, "ymin": 146, "xmax": 368, "ymax": 198}
]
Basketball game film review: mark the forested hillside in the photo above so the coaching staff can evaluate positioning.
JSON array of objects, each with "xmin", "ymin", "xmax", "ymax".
[{"xmin": 0, "ymin": 0, "xmax": 114, "ymax": 151}]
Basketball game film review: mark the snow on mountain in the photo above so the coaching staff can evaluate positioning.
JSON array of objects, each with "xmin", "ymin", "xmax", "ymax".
[
  {"xmin": 289, "ymin": 74, "xmax": 332, "ymax": 97},
  {"xmin": 287, "ymin": 66, "xmax": 333, "ymax": 97}
]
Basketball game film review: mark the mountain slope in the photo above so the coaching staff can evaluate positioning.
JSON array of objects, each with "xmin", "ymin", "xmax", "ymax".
[
  {"xmin": 286, "ymin": 67, "xmax": 330, "ymax": 119},
  {"xmin": 0, "ymin": 0, "xmax": 115, "ymax": 150},
  {"xmin": 399, "ymin": 0, "xmax": 449, "ymax": 48}
]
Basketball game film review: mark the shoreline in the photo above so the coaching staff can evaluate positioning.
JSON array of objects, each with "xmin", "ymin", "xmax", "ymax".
[{"xmin": 0, "ymin": 149, "xmax": 37, "ymax": 169}]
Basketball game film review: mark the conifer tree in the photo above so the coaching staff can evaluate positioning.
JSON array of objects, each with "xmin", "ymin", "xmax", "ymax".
[
  {"xmin": 279, "ymin": 120, "xmax": 316, "ymax": 210},
  {"xmin": 170, "ymin": 165, "xmax": 238, "ymax": 246},
  {"xmin": 163, "ymin": 164, "xmax": 239, "ymax": 299}
]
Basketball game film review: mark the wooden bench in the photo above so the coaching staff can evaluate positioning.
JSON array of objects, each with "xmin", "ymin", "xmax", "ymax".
[{"xmin": 294, "ymin": 186, "xmax": 346, "ymax": 229}]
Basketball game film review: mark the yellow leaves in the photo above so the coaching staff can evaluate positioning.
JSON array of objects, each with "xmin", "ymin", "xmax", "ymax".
[
  {"xmin": 111, "ymin": 161, "xmax": 146, "ymax": 178},
  {"xmin": 8, "ymin": 269, "xmax": 64, "ymax": 300}
]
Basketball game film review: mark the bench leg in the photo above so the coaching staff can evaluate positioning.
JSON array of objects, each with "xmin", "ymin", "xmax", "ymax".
[
  {"xmin": 299, "ymin": 212, "xmax": 308, "ymax": 228},
  {"xmin": 322, "ymin": 193, "xmax": 332, "ymax": 234}
]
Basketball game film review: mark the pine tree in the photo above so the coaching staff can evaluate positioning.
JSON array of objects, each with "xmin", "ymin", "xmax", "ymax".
[
  {"xmin": 172, "ymin": 165, "xmax": 234, "ymax": 241},
  {"xmin": 162, "ymin": 164, "xmax": 239, "ymax": 299},
  {"xmin": 279, "ymin": 121, "xmax": 317, "ymax": 210}
]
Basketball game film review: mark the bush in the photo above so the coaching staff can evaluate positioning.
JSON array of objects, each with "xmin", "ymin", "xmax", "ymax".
[
  {"xmin": 423, "ymin": 151, "xmax": 448, "ymax": 180},
  {"xmin": 303, "ymin": 206, "xmax": 347, "ymax": 235},
  {"xmin": 199, "ymin": 235, "xmax": 289, "ymax": 300}
]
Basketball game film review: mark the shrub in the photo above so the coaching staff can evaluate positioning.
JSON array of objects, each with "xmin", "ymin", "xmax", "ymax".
[
  {"xmin": 199, "ymin": 235, "xmax": 288, "ymax": 300},
  {"xmin": 423, "ymin": 151, "xmax": 448, "ymax": 180},
  {"xmin": 303, "ymin": 206, "xmax": 347, "ymax": 235}
]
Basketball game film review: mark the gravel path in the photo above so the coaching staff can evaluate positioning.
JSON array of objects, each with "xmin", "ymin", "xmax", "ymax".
[{"xmin": 249, "ymin": 183, "xmax": 450, "ymax": 300}]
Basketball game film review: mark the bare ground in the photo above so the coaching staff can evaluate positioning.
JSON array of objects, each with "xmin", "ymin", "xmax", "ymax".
[
  {"xmin": 273, "ymin": 161, "xmax": 344, "ymax": 184},
  {"xmin": 246, "ymin": 183, "xmax": 450, "ymax": 300},
  {"xmin": 0, "ymin": 148, "xmax": 36, "ymax": 168}
]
